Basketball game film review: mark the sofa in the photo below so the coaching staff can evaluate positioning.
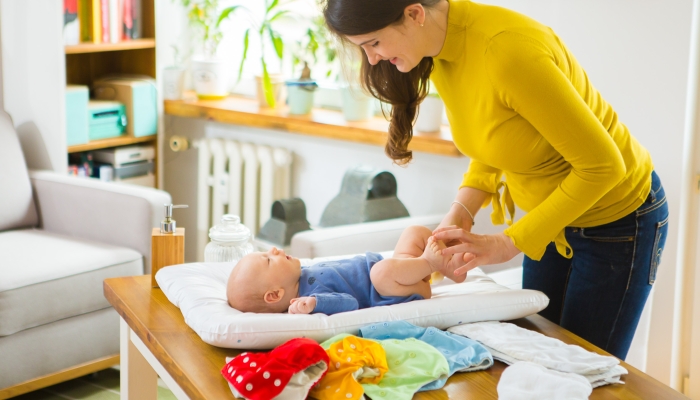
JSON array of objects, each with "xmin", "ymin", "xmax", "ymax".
[{"xmin": 0, "ymin": 111, "xmax": 170, "ymax": 398}]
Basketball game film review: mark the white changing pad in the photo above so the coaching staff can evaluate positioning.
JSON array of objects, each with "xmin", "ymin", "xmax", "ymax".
[{"xmin": 155, "ymin": 252, "xmax": 549, "ymax": 349}]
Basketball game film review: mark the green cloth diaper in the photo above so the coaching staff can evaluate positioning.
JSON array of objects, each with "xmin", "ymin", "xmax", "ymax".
[{"xmin": 362, "ymin": 337, "xmax": 450, "ymax": 400}]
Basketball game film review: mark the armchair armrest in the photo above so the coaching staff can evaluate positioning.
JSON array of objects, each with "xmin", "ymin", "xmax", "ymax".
[
  {"xmin": 290, "ymin": 214, "xmax": 443, "ymax": 258},
  {"xmin": 29, "ymin": 170, "xmax": 171, "ymax": 273}
]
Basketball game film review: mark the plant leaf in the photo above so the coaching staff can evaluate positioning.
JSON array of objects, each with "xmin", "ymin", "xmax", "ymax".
[
  {"xmin": 268, "ymin": 10, "xmax": 290, "ymax": 23},
  {"xmin": 268, "ymin": 28, "xmax": 284, "ymax": 60},
  {"xmin": 266, "ymin": 0, "xmax": 279, "ymax": 15},
  {"xmin": 261, "ymin": 59, "xmax": 276, "ymax": 108},
  {"xmin": 236, "ymin": 29, "xmax": 250, "ymax": 84},
  {"xmin": 216, "ymin": 5, "xmax": 243, "ymax": 28}
]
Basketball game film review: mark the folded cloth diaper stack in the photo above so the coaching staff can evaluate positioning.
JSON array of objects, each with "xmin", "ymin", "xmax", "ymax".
[
  {"xmin": 497, "ymin": 361, "xmax": 593, "ymax": 400},
  {"xmin": 221, "ymin": 338, "xmax": 329, "ymax": 400},
  {"xmin": 448, "ymin": 321, "xmax": 628, "ymax": 388},
  {"xmin": 359, "ymin": 320, "xmax": 493, "ymax": 391}
]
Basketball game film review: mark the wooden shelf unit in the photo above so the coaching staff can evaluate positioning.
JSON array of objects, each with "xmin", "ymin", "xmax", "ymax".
[{"xmin": 64, "ymin": 0, "xmax": 159, "ymax": 185}]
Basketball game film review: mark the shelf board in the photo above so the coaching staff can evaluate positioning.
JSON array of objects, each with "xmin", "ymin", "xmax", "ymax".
[
  {"xmin": 65, "ymin": 39, "xmax": 156, "ymax": 54},
  {"xmin": 164, "ymin": 93, "xmax": 461, "ymax": 157},
  {"xmin": 68, "ymin": 135, "xmax": 157, "ymax": 153}
]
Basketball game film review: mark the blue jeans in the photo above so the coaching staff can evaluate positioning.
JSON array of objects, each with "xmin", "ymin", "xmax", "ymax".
[{"xmin": 523, "ymin": 171, "xmax": 669, "ymax": 360}]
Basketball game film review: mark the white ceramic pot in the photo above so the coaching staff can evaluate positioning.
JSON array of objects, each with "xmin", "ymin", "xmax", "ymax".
[
  {"xmin": 162, "ymin": 66, "xmax": 186, "ymax": 100},
  {"xmin": 191, "ymin": 58, "xmax": 231, "ymax": 99},
  {"xmin": 255, "ymin": 74, "xmax": 286, "ymax": 108},
  {"xmin": 415, "ymin": 95, "xmax": 444, "ymax": 133},
  {"xmin": 340, "ymin": 85, "xmax": 374, "ymax": 121}
]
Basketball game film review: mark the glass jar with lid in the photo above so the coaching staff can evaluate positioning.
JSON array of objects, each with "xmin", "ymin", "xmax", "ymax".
[{"xmin": 203, "ymin": 214, "xmax": 254, "ymax": 263}]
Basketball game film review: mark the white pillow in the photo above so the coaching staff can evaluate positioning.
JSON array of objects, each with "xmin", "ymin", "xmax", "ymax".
[{"xmin": 155, "ymin": 252, "xmax": 549, "ymax": 349}]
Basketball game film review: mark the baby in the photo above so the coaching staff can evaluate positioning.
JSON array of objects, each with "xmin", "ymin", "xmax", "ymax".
[{"xmin": 226, "ymin": 225, "xmax": 467, "ymax": 315}]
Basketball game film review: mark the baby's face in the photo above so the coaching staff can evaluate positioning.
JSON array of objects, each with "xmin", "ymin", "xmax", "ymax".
[{"xmin": 243, "ymin": 247, "xmax": 302, "ymax": 289}]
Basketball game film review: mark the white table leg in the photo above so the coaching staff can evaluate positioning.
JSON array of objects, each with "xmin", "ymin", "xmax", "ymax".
[{"xmin": 120, "ymin": 317, "xmax": 157, "ymax": 400}]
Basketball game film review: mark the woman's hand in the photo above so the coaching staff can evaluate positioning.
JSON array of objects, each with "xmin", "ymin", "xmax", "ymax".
[
  {"xmin": 288, "ymin": 296, "xmax": 316, "ymax": 314},
  {"xmin": 432, "ymin": 226, "xmax": 521, "ymax": 276}
]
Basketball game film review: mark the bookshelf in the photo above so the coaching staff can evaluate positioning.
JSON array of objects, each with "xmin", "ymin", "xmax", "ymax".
[{"xmin": 64, "ymin": 0, "xmax": 159, "ymax": 186}]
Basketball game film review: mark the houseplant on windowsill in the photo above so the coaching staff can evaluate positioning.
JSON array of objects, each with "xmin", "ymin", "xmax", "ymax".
[
  {"xmin": 286, "ymin": 16, "xmax": 338, "ymax": 115},
  {"xmin": 234, "ymin": 0, "xmax": 290, "ymax": 108},
  {"xmin": 178, "ymin": 0, "xmax": 244, "ymax": 99}
]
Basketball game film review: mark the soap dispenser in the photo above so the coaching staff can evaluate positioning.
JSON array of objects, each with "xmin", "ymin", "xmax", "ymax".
[{"xmin": 151, "ymin": 204, "xmax": 188, "ymax": 288}]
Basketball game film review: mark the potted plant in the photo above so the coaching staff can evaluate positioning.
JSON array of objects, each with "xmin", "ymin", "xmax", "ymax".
[
  {"xmin": 233, "ymin": 0, "xmax": 290, "ymax": 108},
  {"xmin": 178, "ymin": 0, "xmax": 244, "ymax": 99},
  {"xmin": 339, "ymin": 49, "xmax": 375, "ymax": 122},
  {"xmin": 285, "ymin": 16, "xmax": 336, "ymax": 115},
  {"xmin": 415, "ymin": 86, "xmax": 444, "ymax": 133}
]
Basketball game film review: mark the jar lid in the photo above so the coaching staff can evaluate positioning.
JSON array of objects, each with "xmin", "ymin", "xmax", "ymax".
[{"xmin": 208, "ymin": 215, "xmax": 251, "ymax": 243}]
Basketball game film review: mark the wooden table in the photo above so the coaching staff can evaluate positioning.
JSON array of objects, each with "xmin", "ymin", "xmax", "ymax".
[{"xmin": 104, "ymin": 275, "xmax": 687, "ymax": 400}]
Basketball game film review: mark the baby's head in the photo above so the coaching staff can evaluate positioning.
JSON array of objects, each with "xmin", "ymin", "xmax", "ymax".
[{"xmin": 226, "ymin": 247, "xmax": 302, "ymax": 313}]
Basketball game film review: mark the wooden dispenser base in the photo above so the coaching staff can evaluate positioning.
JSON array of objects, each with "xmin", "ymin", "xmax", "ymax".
[{"xmin": 151, "ymin": 227, "xmax": 185, "ymax": 287}]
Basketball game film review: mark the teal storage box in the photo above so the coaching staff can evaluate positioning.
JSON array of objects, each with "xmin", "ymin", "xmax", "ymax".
[
  {"xmin": 93, "ymin": 78, "xmax": 157, "ymax": 137},
  {"xmin": 88, "ymin": 100, "xmax": 127, "ymax": 140},
  {"xmin": 65, "ymin": 85, "xmax": 89, "ymax": 146}
]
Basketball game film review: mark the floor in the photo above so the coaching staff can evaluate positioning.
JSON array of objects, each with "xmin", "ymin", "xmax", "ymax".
[{"xmin": 11, "ymin": 368, "xmax": 176, "ymax": 400}]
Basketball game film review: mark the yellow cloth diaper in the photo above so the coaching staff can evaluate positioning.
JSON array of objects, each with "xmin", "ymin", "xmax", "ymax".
[{"xmin": 311, "ymin": 334, "xmax": 388, "ymax": 400}]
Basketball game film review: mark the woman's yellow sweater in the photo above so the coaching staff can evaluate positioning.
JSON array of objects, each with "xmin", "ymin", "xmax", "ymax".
[{"xmin": 430, "ymin": 0, "xmax": 653, "ymax": 261}]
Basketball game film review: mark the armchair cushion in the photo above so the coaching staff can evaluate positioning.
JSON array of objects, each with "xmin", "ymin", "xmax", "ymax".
[
  {"xmin": 0, "ymin": 112, "xmax": 37, "ymax": 231},
  {"xmin": 0, "ymin": 229, "xmax": 142, "ymax": 336}
]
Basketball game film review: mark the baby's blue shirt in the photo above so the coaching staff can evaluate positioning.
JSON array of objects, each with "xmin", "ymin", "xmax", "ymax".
[{"xmin": 298, "ymin": 252, "xmax": 423, "ymax": 315}]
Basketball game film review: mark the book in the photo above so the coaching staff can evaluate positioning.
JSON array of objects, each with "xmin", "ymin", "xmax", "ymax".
[
  {"xmin": 101, "ymin": 0, "xmax": 110, "ymax": 42},
  {"xmin": 91, "ymin": 0, "xmax": 102, "ymax": 43},
  {"xmin": 122, "ymin": 0, "xmax": 133, "ymax": 40},
  {"xmin": 109, "ymin": 0, "xmax": 119, "ymax": 43},
  {"xmin": 63, "ymin": 0, "xmax": 79, "ymax": 45},
  {"xmin": 79, "ymin": 0, "xmax": 91, "ymax": 42}
]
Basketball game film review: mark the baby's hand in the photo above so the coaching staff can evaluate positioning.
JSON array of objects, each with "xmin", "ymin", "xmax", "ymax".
[{"xmin": 289, "ymin": 297, "xmax": 316, "ymax": 314}]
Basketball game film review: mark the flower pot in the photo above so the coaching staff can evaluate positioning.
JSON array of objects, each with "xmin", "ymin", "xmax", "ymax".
[
  {"xmin": 191, "ymin": 58, "xmax": 231, "ymax": 100},
  {"xmin": 286, "ymin": 80, "xmax": 318, "ymax": 115},
  {"xmin": 255, "ymin": 74, "xmax": 286, "ymax": 108},
  {"xmin": 340, "ymin": 85, "xmax": 374, "ymax": 122},
  {"xmin": 162, "ymin": 66, "xmax": 186, "ymax": 100},
  {"xmin": 415, "ymin": 95, "xmax": 444, "ymax": 133}
]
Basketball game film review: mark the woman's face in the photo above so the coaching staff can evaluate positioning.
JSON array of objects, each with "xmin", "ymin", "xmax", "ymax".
[{"xmin": 346, "ymin": 12, "xmax": 426, "ymax": 73}]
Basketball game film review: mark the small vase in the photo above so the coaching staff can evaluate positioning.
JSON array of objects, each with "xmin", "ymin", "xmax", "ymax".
[
  {"xmin": 340, "ymin": 85, "xmax": 374, "ymax": 122},
  {"xmin": 255, "ymin": 74, "xmax": 286, "ymax": 108},
  {"xmin": 286, "ymin": 80, "xmax": 318, "ymax": 115},
  {"xmin": 415, "ymin": 96, "xmax": 444, "ymax": 133},
  {"xmin": 191, "ymin": 58, "xmax": 231, "ymax": 100}
]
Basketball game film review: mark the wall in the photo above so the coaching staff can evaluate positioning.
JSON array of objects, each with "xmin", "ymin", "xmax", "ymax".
[{"xmin": 0, "ymin": 0, "xmax": 66, "ymax": 172}]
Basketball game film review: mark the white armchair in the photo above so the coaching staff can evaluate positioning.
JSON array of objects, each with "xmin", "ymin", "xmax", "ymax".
[{"xmin": 0, "ymin": 112, "xmax": 170, "ymax": 398}]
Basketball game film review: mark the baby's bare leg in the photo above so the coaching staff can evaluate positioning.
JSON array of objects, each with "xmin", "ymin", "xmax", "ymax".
[
  {"xmin": 370, "ymin": 257, "xmax": 432, "ymax": 299},
  {"xmin": 369, "ymin": 225, "xmax": 440, "ymax": 299}
]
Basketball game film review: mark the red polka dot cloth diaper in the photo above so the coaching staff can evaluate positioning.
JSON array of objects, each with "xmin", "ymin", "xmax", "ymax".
[{"xmin": 221, "ymin": 338, "xmax": 330, "ymax": 400}]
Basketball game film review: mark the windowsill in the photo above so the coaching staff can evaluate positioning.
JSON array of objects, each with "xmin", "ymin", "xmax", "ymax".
[{"xmin": 163, "ymin": 92, "xmax": 461, "ymax": 157}]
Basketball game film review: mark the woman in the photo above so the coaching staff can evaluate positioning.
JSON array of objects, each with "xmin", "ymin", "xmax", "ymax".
[{"xmin": 323, "ymin": 0, "xmax": 669, "ymax": 360}]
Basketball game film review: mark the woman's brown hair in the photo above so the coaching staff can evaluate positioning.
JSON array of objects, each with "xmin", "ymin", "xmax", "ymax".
[{"xmin": 323, "ymin": 0, "xmax": 441, "ymax": 165}]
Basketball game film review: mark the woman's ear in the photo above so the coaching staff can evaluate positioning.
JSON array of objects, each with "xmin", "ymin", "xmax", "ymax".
[
  {"xmin": 404, "ymin": 3, "xmax": 426, "ymax": 26},
  {"xmin": 264, "ymin": 288, "xmax": 285, "ymax": 304}
]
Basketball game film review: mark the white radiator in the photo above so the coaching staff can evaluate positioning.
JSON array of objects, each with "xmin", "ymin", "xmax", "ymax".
[{"xmin": 196, "ymin": 138, "xmax": 292, "ymax": 260}]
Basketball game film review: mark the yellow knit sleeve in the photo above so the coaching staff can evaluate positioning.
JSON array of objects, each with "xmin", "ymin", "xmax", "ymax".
[
  {"xmin": 460, "ymin": 159, "xmax": 503, "ymax": 208},
  {"xmin": 485, "ymin": 31, "xmax": 626, "ymax": 260}
]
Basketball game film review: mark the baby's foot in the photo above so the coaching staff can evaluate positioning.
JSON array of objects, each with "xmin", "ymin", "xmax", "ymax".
[
  {"xmin": 445, "ymin": 253, "xmax": 468, "ymax": 283},
  {"xmin": 421, "ymin": 236, "xmax": 450, "ymax": 276}
]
